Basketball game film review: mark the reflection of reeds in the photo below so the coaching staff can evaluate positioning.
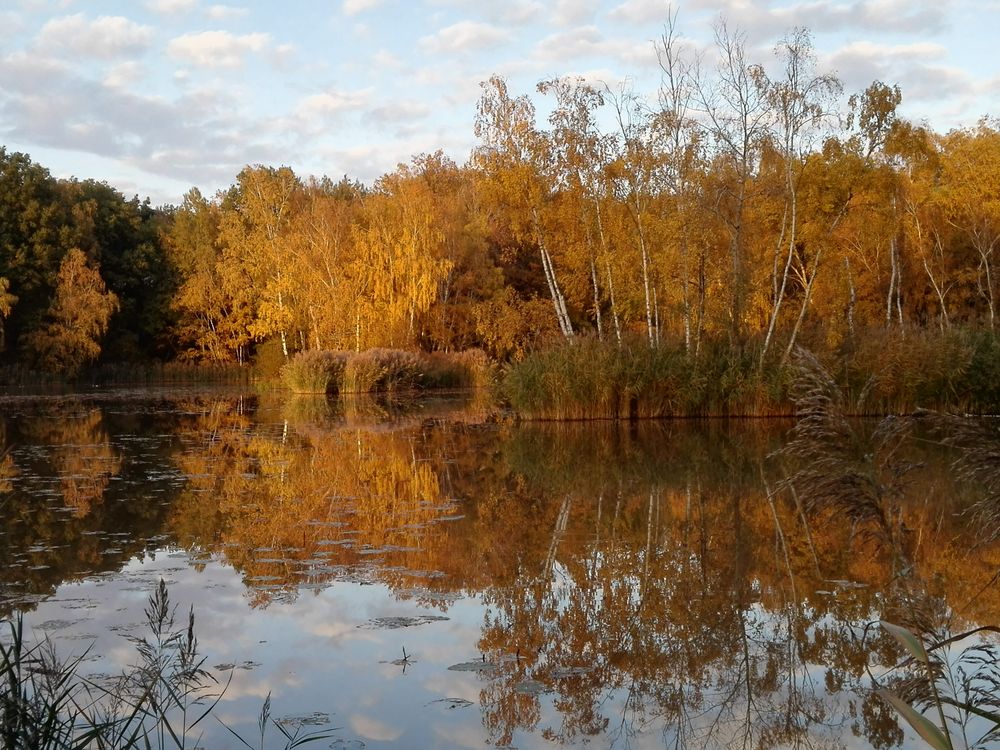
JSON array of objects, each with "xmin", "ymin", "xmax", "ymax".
[
  {"xmin": 780, "ymin": 349, "xmax": 916, "ymax": 554},
  {"xmin": 923, "ymin": 412, "xmax": 1000, "ymax": 544}
]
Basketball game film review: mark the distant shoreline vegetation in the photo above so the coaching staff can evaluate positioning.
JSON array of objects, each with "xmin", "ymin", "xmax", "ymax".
[
  {"xmin": 2, "ymin": 24, "xmax": 999, "ymax": 411},
  {"xmin": 6, "ymin": 326, "xmax": 996, "ymax": 422}
]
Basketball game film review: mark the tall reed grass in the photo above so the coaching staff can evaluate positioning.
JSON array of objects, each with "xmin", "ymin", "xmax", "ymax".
[
  {"xmin": 280, "ymin": 350, "xmax": 347, "ymax": 394},
  {"xmin": 501, "ymin": 336, "xmax": 789, "ymax": 420},
  {"xmin": 281, "ymin": 347, "xmax": 493, "ymax": 395},
  {"xmin": 502, "ymin": 328, "xmax": 1000, "ymax": 420}
]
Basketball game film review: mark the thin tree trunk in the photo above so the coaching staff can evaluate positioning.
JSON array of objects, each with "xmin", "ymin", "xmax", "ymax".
[
  {"xmin": 761, "ymin": 166, "xmax": 797, "ymax": 362},
  {"xmin": 533, "ymin": 209, "xmax": 574, "ymax": 337},
  {"xmin": 781, "ymin": 245, "xmax": 823, "ymax": 366},
  {"xmin": 636, "ymin": 216, "xmax": 655, "ymax": 346},
  {"xmin": 595, "ymin": 202, "xmax": 622, "ymax": 344},
  {"xmin": 922, "ymin": 250, "xmax": 950, "ymax": 331},
  {"xmin": 845, "ymin": 256, "xmax": 856, "ymax": 339},
  {"xmin": 681, "ymin": 231, "xmax": 692, "ymax": 352},
  {"xmin": 976, "ymin": 238, "xmax": 996, "ymax": 329},
  {"xmin": 590, "ymin": 256, "xmax": 603, "ymax": 340},
  {"xmin": 605, "ymin": 260, "xmax": 622, "ymax": 345},
  {"xmin": 886, "ymin": 237, "xmax": 898, "ymax": 327}
]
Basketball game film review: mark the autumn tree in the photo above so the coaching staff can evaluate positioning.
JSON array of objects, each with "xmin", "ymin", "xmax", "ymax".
[
  {"xmin": 166, "ymin": 188, "xmax": 253, "ymax": 363},
  {"xmin": 693, "ymin": 19, "xmax": 772, "ymax": 345},
  {"xmin": 843, "ymin": 81, "xmax": 905, "ymax": 332},
  {"xmin": 0, "ymin": 148, "xmax": 71, "ymax": 350},
  {"xmin": 606, "ymin": 84, "xmax": 666, "ymax": 345},
  {"xmin": 656, "ymin": 9, "xmax": 706, "ymax": 352},
  {"xmin": 937, "ymin": 122, "xmax": 1000, "ymax": 328},
  {"xmin": 22, "ymin": 248, "xmax": 119, "ymax": 376},
  {"xmin": 759, "ymin": 28, "xmax": 842, "ymax": 363},
  {"xmin": 59, "ymin": 179, "xmax": 172, "ymax": 359},
  {"xmin": 474, "ymin": 76, "xmax": 575, "ymax": 338},
  {"xmin": 539, "ymin": 77, "xmax": 616, "ymax": 341},
  {"xmin": 0, "ymin": 277, "xmax": 15, "ymax": 352},
  {"xmin": 282, "ymin": 178, "xmax": 363, "ymax": 351},
  {"xmin": 350, "ymin": 165, "xmax": 453, "ymax": 349},
  {"xmin": 219, "ymin": 165, "xmax": 303, "ymax": 359}
]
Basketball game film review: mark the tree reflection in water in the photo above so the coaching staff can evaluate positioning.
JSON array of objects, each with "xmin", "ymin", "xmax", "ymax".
[{"xmin": 1, "ymin": 392, "xmax": 998, "ymax": 748}]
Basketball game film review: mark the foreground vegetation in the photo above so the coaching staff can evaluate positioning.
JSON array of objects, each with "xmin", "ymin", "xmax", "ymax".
[
  {"xmin": 1, "ymin": 16, "xmax": 999, "ymax": 399},
  {"xmin": 0, "ymin": 580, "xmax": 329, "ymax": 749}
]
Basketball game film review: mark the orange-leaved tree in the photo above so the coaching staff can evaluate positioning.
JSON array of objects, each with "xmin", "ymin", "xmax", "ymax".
[{"xmin": 22, "ymin": 248, "xmax": 119, "ymax": 376}]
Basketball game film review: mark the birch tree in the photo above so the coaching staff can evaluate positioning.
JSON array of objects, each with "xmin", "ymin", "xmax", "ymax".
[{"xmin": 474, "ymin": 76, "xmax": 574, "ymax": 338}]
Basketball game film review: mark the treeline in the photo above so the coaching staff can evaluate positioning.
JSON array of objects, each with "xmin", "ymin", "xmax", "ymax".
[{"xmin": 1, "ymin": 23, "xmax": 999, "ymax": 379}]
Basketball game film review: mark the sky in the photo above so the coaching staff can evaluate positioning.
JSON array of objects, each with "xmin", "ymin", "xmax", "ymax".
[{"xmin": 1, "ymin": 0, "xmax": 998, "ymax": 206}]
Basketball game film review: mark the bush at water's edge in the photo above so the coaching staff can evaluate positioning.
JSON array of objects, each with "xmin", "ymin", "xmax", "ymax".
[{"xmin": 281, "ymin": 347, "xmax": 494, "ymax": 395}]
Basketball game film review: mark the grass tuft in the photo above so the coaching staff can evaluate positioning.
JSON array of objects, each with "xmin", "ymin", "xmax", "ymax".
[{"xmin": 280, "ymin": 350, "xmax": 347, "ymax": 394}]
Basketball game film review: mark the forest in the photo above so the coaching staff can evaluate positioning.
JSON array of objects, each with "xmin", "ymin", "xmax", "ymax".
[{"xmin": 1, "ymin": 24, "xmax": 998, "ymax": 398}]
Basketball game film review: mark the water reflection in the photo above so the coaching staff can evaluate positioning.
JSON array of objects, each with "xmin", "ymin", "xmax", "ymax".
[{"xmin": 1, "ymin": 392, "xmax": 998, "ymax": 748}]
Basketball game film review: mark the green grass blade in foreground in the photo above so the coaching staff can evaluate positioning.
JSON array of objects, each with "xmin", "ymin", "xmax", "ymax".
[{"xmin": 877, "ymin": 688, "xmax": 952, "ymax": 750}]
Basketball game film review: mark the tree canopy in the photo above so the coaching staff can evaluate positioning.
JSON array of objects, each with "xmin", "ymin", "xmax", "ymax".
[{"xmin": 1, "ymin": 18, "xmax": 999, "ymax": 375}]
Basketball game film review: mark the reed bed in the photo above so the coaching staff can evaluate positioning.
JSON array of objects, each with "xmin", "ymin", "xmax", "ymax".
[
  {"xmin": 501, "ymin": 328, "xmax": 1000, "ymax": 420},
  {"xmin": 501, "ymin": 337, "xmax": 789, "ymax": 420},
  {"xmin": 280, "ymin": 347, "xmax": 493, "ymax": 395}
]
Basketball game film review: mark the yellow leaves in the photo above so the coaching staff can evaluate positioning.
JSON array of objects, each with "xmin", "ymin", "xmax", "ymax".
[
  {"xmin": 0, "ymin": 276, "xmax": 16, "ymax": 351},
  {"xmin": 0, "ymin": 277, "xmax": 15, "ymax": 319},
  {"xmin": 351, "ymin": 176, "xmax": 454, "ymax": 348},
  {"xmin": 23, "ymin": 249, "xmax": 119, "ymax": 376}
]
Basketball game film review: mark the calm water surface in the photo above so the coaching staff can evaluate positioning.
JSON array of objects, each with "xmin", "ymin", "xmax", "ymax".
[{"xmin": 1, "ymin": 388, "xmax": 997, "ymax": 749}]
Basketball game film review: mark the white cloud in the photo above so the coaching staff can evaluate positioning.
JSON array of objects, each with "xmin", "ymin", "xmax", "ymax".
[
  {"xmin": 363, "ymin": 99, "xmax": 433, "ymax": 127},
  {"xmin": 682, "ymin": 0, "xmax": 948, "ymax": 39},
  {"xmin": 348, "ymin": 714, "xmax": 403, "ymax": 742},
  {"xmin": 497, "ymin": 0, "xmax": 545, "ymax": 24},
  {"xmin": 103, "ymin": 61, "xmax": 146, "ymax": 89},
  {"xmin": 531, "ymin": 25, "xmax": 655, "ymax": 69},
  {"xmin": 145, "ymin": 0, "xmax": 199, "ymax": 13},
  {"xmin": 551, "ymin": 0, "xmax": 599, "ymax": 26},
  {"xmin": 608, "ymin": 0, "xmax": 668, "ymax": 25},
  {"xmin": 268, "ymin": 43, "xmax": 296, "ymax": 68},
  {"xmin": 0, "ymin": 11, "xmax": 26, "ymax": 39},
  {"xmin": 825, "ymin": 39, "xmax": 947, "ymax": 85},
  {"xmin": 167, "ymin": 30, "xmax": 270, "ymax": 68},
  {"xmin": 419, "ymin": 20, "xmax": 512, "ymax": 54},
  {"xmin": 342, "ymin": 0, "xmax": 383, "ymax": 16},
  {"xmin": 35, "ymin": 14, "xmax": 153, "ymax": 59},
  {"xmin": 372, "ymin": 49, "xmax": 402, "ymax": 69},
  {"xmin": 295, "ymin": 88, "xmax": 372, "ymax": 120},
  {"xmin": 205, "ymin": 4, "xmax": 249, "ymax": 20}
]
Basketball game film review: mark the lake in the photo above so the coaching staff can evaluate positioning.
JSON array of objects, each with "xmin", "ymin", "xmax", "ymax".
[{"xmin": 1, "ymin": 388, "xmax": 998, "ymax": 749}]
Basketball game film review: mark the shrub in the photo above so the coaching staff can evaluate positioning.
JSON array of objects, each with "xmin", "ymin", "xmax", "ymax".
[
  {"xmin": 341, "ymin": 349, "xmax": 421, "ymax": 393},
  {"xmin": 422, "ymin": 349, "xmax": 494, "ymax": 389},
  {"xmin": 280, "ymin": 350, "xmax": 347, "ymax": 394}
]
